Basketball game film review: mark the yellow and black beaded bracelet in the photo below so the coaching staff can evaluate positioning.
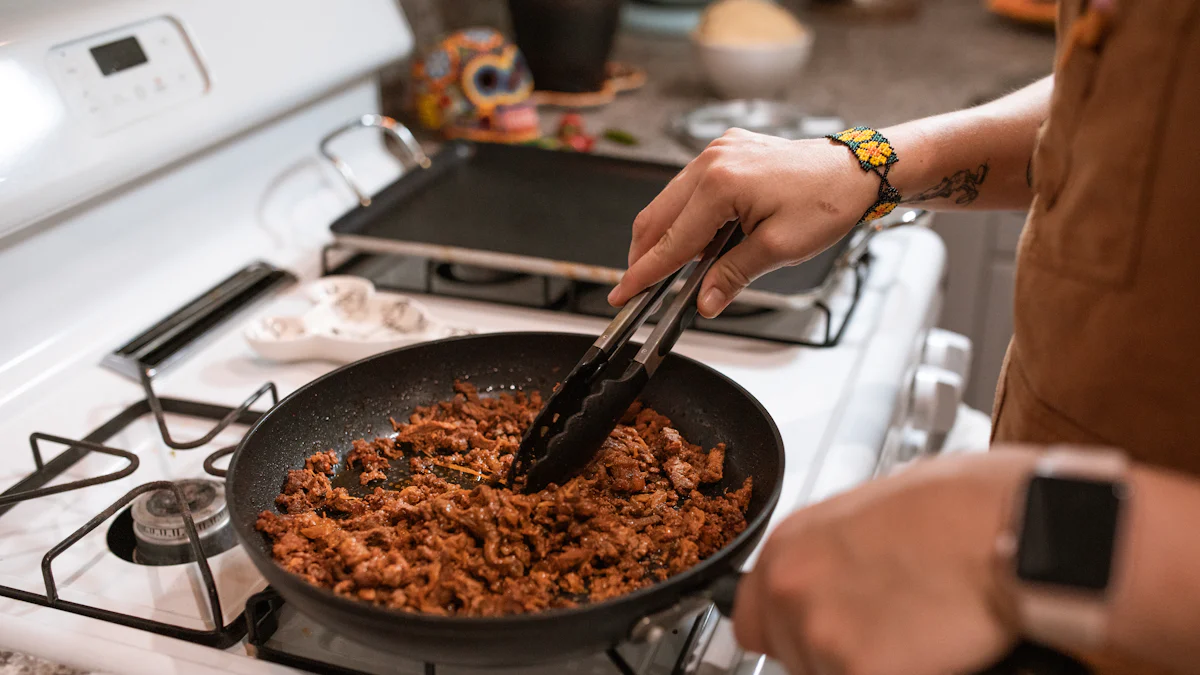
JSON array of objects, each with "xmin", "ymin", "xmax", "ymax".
[{"xmin": 827, "ymin": 126, "xmax": 902, "ymax": 224}]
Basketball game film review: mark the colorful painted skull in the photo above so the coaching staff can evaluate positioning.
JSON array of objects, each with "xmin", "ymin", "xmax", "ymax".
[{"xmin": 412, "ymin": 28, "xmax": 540, "ymax": 144}]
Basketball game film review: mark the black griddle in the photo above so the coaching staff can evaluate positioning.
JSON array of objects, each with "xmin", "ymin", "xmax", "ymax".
[{"xmin": 330, "ymin": 141, "xmax": 851, "ymax": 298}]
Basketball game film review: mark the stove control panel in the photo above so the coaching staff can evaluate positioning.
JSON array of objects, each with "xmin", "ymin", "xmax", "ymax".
[{"xmin": 46, "ymin": 17, "xmax": 209, "ymax": 135}]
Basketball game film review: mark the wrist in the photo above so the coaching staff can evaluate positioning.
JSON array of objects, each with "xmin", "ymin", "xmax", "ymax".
[
  {"xmin": 994, "ymin": 448, "xmax": 1131, "ymax": 651},
  {"xmin": 877, "ymin": 122, "xmax": 935, "ymax": 199},
  {"xmin": 823, "ymin": 140, "xmax": 886, "ymax": 224},
  {"xmin": 824, "ymin": 126, "xmax": 904, "ymax": 224},
  {"xmin": 977, "ymin": 449, "xmax": 1041, "ymax": 640}
]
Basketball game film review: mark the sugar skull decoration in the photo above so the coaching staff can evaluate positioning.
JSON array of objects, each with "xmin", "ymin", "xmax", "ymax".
[{"xmin": 412, "ymin": 28, "xmax": 540, "ymax": 144}]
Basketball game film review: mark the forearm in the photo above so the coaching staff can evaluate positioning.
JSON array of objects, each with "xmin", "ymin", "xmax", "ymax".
[
  {"xmin": 881, "ymin": 76, "xmax": 1052, "ymax": 211},
  {"xmin": 1005, "ymin": 459, "xmax": 1200, "ymax": 672},
  {"xmin": 1087, "ymin": 465, "xmax": 1200, "ymax": 672}
]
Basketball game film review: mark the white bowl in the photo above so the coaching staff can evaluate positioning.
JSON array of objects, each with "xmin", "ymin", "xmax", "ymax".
[{"xmin": 692, "ymin": 33, "xmax": 814, "ymax": 100}]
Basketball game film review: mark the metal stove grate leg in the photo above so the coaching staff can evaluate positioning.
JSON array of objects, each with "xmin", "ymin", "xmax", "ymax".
[
  {"xmin": 203, "ymin": 444, "xmax": 238, "ymax": 478},
  {"xmin": 0, "ymin": 434, "xmax": 138, "ymax": 512},
  {"xmin": 606, "ymin": 647, "xmax": 639, "ymax": 675},
  {"xmin": 318, "ymin": 241, "xmax": 872, "ymax": 348},
  {"xmin": 791, "ymin": 253, "xmax": 869, "ymax": 350},
  {"xmin": 139, "ymin": 368, "xmax": 277, "ymax": 449},
  {"xmin": 0, "ymin": 397, "xmax": 267, "ymax": 648}
]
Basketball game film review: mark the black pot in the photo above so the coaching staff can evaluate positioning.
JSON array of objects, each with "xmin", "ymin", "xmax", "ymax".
[{"xmin": 508, "ymin": 0, "xmax": 623, "ymax": 93}]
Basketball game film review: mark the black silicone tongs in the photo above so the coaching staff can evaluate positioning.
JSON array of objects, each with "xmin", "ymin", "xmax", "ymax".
[{"xmin": 510, "ymin": 220, "xmax": 744, "ymax": 493}]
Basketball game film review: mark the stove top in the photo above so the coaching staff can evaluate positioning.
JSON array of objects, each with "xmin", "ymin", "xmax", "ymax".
[
  {"xmin": 0, "ymin": 219, "xmax": 946, "ymax": 675},
  {"xmin": 0, "ymin": 22, "xmax": 949, "ymax": 670},
  {"xmin": 0, "ymin": 326, "xmax": 739, "ymax": 675}
]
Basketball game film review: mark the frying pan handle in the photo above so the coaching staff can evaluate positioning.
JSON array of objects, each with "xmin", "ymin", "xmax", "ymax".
[
  {"xmin": 709, "ymin": 572, "xmax": 1091, "ymax": 675},
  {"xmin": 708, "ymin": 570, "xmax": 740, "ymax": 618}
]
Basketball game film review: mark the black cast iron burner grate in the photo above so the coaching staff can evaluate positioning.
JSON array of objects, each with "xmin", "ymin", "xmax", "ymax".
[
  {"xmin": 244, "ymin": 587, "xmax": 711, "ymax": 675},
  {"xmin": 0, "ymin": 369, "xmax": 277, "ymax": 649},
  {"xmin": 320, "ymin": 244, "xmax": 871, "ymax": 349}
]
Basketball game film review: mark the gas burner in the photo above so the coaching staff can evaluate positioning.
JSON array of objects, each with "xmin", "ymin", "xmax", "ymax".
[
  {"xmin": 1, "ymin": 397, "xmax": 259, "ymax": 647},
  {"xmin": 120, "ymin": 479, "xmax": 237, "ymax": 566},
  {"xmin": 436, "ymin": 263, "xmax": 528, "ymax": 285}
]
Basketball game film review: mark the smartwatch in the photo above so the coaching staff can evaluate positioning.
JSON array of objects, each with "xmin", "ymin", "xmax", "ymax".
[{"xmin": 998, "ymin": 448, "xmax": 1130, "ymax": 649}]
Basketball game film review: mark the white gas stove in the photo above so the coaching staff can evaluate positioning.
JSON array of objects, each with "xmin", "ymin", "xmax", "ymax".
[{"xmin": 0, "ymin": 2, "xmax": 967, "ymax": 674}]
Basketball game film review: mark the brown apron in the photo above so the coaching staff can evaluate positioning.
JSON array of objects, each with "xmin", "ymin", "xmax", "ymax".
[{"xmin": 991, "ymin": 1, "xmax": 1200, "ymax": 672}]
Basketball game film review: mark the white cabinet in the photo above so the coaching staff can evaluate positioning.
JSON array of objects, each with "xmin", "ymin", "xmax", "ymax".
[
  {"xmin": 976, "ymin": 261, "xmax": 1015, "ymax": 409},
  {"xmin": 931, "ymin": 210, "xmax": 1027, "ymax": 412}
]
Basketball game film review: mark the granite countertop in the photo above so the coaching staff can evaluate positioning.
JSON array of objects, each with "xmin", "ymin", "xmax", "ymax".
[
  {"xmin": 2, "ymin": 4, "xmax": 1054, "ymax": 675},
  {"xmin": 554, "ymin": 0, "xmax": 1055, "ymax": 165},
  {"xmin": 386, "ymin": 0, "xmax": 1054, "ymax": 162}
]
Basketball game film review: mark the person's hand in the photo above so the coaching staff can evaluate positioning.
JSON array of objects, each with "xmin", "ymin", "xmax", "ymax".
[
  {"xmin": 733, "ymin": 449, "xmax": 1040, "ymax": 675},
  {"xmin": 608, "ymin": 129, "xmax": 879, "ymax": 318}
]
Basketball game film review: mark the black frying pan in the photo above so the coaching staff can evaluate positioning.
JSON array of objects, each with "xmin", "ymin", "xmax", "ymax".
[
  {"xmin": 227, "ymin": 331, "xmax": 1087, "ymax": 673},
  {"xmin": 228, "ymin": 332, "xmax": 786, "ymax": 666}
]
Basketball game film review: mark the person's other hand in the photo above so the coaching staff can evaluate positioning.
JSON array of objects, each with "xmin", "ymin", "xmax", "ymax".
[
  {"xmin": 733, "ymin": 449, "xmax": 1039, "ymax": 675},
  {"xmin": 608, "ymin": 129, "xmax": 877, "ymax": 318}
]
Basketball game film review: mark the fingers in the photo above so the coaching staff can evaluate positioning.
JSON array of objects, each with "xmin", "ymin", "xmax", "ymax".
[
  {"xmin": 697, "ymin": 228, "xmax": 779, "ymax": 318},
  {"xmin": 733, "ymin": 564, "xmax": 769, "ymax": 656},
  {"xmin": 735, "ymin": 558, "xmax": 822, "ymax": 675},
  {"xmin": 608, "ymin": 172, "xmax": 737, "ymax": 307},
  {"xmin": 628, "ymin": 163, "xmax": 703, "ymax": 267},
  {"xmin": 767, "ymin": 617, "xmax": 817, "ymax": 675}
]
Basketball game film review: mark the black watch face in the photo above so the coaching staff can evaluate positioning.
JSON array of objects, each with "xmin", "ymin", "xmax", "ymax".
[{"xmin": 1016, "ymin": 475, "xmax": 1123, "ymax": 590}]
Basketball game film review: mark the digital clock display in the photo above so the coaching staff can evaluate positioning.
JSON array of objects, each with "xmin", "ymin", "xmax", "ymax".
[{"xmin": 90, "ymin": 36, "xmax": 148, "ymax": 77}]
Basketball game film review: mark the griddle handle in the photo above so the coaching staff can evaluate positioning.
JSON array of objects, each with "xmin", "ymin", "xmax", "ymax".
[{"xmin": 710, "ymin": 572, "xmax": 1091, "ymax": 674}]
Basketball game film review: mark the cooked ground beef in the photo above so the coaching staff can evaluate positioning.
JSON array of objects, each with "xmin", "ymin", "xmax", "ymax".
[
  {"xmin": 256, "ymin": 382, "xmax": 752, "ymax": 616},
  {"xmin": 346, "ymin": 438, "xmax": 394, "ymax": 485}
]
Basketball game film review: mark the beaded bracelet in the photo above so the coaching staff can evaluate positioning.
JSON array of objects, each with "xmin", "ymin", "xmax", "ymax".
[{"xmin": 827, "ymin": 126, "xmax": 902, "ymax": 224}]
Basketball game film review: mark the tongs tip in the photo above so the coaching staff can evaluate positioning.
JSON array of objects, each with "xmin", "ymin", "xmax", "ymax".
[{"xmin": 509, "ymin": 221, "xmax": 744, "ymax": 493}]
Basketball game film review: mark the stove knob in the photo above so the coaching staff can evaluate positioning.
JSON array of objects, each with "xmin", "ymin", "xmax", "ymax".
[
  {"xmin": 895, "ymin": 426, "xmax": 930, "ymax": 463},
  {"xmin": 922, "ymin": 328, "xmax": 973, "ymax": 387},
  {"xmin": 909, "ymin": 365, "xmax": 964, "ymax": 439}
]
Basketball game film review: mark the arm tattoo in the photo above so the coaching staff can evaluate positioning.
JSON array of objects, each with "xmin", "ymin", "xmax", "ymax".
[{"xmin": 902, "ymin": 162, "xmax": 990, "ymax": 206}]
